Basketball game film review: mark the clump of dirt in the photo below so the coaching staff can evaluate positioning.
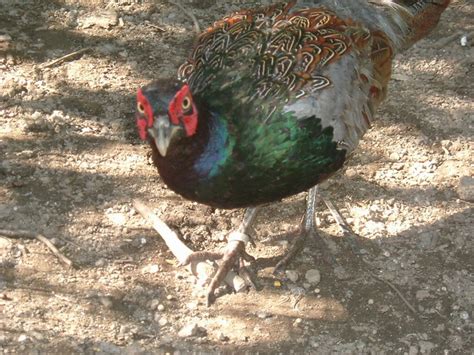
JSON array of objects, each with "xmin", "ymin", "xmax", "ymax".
[{"xmin": 0, "ymin": 0, "xmax": 472, "ymax": 353}]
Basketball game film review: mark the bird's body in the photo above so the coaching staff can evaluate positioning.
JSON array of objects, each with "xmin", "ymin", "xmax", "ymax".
[
  {"xmin": 136, "ymin": 0, "xmax": 450, "ymax": 305},
  {"xmin": 142, "ymin": 0, "xmax": 449, "ymax": 209}
]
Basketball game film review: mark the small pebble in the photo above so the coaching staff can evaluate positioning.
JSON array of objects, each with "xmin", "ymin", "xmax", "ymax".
[
  {"xmin": 419, "ymin": 340, "xmax": 436, "ymax": 354},
  {"xmin": 285, "ymin": 269, "xmax": 299, "ymax": 282},
  {"xmin": 0, "ymin": 34, "xmax": 12, "ymax": 42},
  {"xmin": 158, "ymin": 317, "xmax": 168, "ymax": 326},
  {"xmin": 334, "ymin": 265, "xmax": 350, "ymax": 280},
  {"xmin": 457, "ymin": 176, "xmax": 474, "ymax": 202},
  {"xmin": 178, "ymin": 322, "xmax": 199, "ymax": 338},
  {"xmin": 416, "ymin": 290, "xmax": 430, "ymax": 300},
  {"xmin": 142, "ymin": 264, "xmax": 160, "ymax": 274},
  {"xmin": 305, "ymin": 269, "xmax": 321, "ymax": 285},
  {"xmin": 345, "ymin": 167, "xmax": 357, "ymax": 177},
  {"xmin": 95, "ymin": 258, "xmax": 106, "ymax": 267},
  {"xmin": 257, "ymin": 311, "xmax": 272, "ymax": 319},
  {"xmin": 149, "ymin": 299, "xmax": 160, "ymax": 310},
  {"xmin": 368, "ymin": 299, "xmax": 374, "ymax": 305},
  {"xmin": 81, "ymin": 10, "xmax": 118, "ymax": 29},
  {"xmin": 293, "ymin": 318, "xmax": 303, "ymax": 327},
  {"xmin": 99, "ymin": 296, "xmax": 114, "ymax": 309},
  {"xmin": 157, "ymin": 304, "xmax": 165, "ymax": 312},
  {"xmin": 218, "ymin": 333, "xmax": 229, "ymax": 342},
  {"xmin": 119, "ymin": 325, "xmax": 130, "ymax": 337},
  {"xmin": 459, "ymin": 311, "xmax": 469, "ymax": 320}
]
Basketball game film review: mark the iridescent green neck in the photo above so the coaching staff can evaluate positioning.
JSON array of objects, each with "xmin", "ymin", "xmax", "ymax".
[{"xmin": 193, "ymin": 113, "xmax": 234, "ymax": 179}]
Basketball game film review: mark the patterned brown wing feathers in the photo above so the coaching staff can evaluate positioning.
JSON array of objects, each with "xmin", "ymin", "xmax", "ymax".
[{"xmin": 178, "ymin": 1, "xmax": 370, "ymax": 107}]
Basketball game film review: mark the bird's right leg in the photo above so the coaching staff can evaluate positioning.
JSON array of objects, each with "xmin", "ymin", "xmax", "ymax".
[{"xmin": 181, "ymin": 207, "xmax": 259, "ymax": 306}]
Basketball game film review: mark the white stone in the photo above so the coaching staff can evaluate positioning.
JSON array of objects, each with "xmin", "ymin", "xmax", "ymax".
[
  {"xmin": 142, "ymin": 264, "xmax": 160, "ymax": 274},
  {"xmin": 305, "ymin": 269, "xmax": 321, "ymax": 285},
  {"xmin": 178, "ymin": 323, "xmax": 199, "ymax": 338},
  {"xmin": 107, "ymin": 212, "xmax": 127, "ymax": 226},
  {"xmin": 285, "ymin": 270, "xmax": 299, "ymax": 282}
]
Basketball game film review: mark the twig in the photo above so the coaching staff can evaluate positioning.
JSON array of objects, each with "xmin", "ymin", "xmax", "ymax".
[
  {"xmin": 318, "ymin": 194, "xmax": 418, "ymax": 317},
  {"xmin": 0, "ymin": 229, "xmax": 73, "ymax": 268},
  {"xmin": 41, "ymin": 47, "xmax": 91, "ymax": 69},
  {"xmin": 132, "ymin": 199, "xmax": 247, "ymax": 292},
  {"xmin": 321, "ymin": 196, "xmax": 363, "ymax": 254},
  {"xmin": 169, "ymin": 0, "xmax": 201, "ymax": 33},
  {"xmin": 433, "ymin": 31, "xmax": 461, "ymax": 49},
  {"xmin": 368, "ymin": 271, "xmax": 419, "ymax": 317},
  {"xmin": 147, "ymin": 24, "xmax": 166, "ymax": 32}
]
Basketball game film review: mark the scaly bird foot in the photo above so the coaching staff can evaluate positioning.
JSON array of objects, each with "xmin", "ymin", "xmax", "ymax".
[
  {"xmin": 273, "ymin": 226, "xmax": 308, "ymax": 273},
  {"xmin": 273, "ymin": 225, "xmax": 339, "ymax": 274},
  {"xmin": 181, "ymin": 231, "xmax": 255, "ymax": 306},
  {"xmin": 273, "ymin": 186, "xmax": 346, "ymax": 275}
]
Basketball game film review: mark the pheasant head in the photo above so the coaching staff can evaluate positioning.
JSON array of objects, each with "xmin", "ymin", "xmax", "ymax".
[{"xmin": 136, "ymin": 81, "xmax": 199, "ymax": 157}]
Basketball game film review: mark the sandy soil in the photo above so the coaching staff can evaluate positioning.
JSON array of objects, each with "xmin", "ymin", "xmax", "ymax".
[{"xmin": 0, "ymin": 0, "xmax": 473, "ymax": 353}]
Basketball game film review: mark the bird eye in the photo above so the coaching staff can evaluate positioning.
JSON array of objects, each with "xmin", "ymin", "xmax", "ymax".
[
  {"xmin": 182, "ymin": 97, "xmax": 191, "ymax": 111},
  {"xmin": 137, "ymin": 102, "xmax": 145, "ymax": 114}
]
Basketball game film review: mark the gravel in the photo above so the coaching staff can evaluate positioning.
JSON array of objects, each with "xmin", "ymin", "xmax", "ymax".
[{"xmin": 0, "ymin": 0, "xmax": 472, "ymax": 353}]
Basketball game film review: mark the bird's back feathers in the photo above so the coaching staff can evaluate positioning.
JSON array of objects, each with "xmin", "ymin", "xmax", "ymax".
[{"xmin": 147, "ymin": 0, "xmax": 450, "ymax": 208}]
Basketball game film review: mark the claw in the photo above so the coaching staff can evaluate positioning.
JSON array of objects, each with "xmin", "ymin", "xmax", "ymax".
[
  {"xmin": 180, "ymin": 251, "xmax": 224, "ymax": 266},
  {"xmin": 180, "ymin": 238, "xmax": 255, "ymax": 306},
  {"xmin": 273, "ymin": 228, "xmax": 308, "ymax": 273},
  {"xmin": 206, "ymin": 240, "xmax": 246, "ymax": 306},
  {"xmin": 241, "ymin": 250, "xmax": 256, "ymax": 263}
]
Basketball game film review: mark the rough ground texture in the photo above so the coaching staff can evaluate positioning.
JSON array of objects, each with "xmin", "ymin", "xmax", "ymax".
[{"xmin": 0, "ymin": 0, "xmax": 473, "ymax": 353}]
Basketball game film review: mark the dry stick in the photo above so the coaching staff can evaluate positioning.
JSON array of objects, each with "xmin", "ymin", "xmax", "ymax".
[
  {"xmin": 41, "ymin": 47, "xmax": 91, "ymax": 69},
  {"xmin": 322, "ymin": 196, "xmax": 362, "ymax": 253},
  {"xmin": 169, "ymin": 0, "xmax": 201, "ymax": 33},
  {"xmin": 320, "ymin": 196, "xmax": 419, "ymax": 317},
  {"xmin": 0, "ymin": 229, "xmax": 73, "ymax": 268},
  {"xmin": 368, "ymin": 271, "xmax": 419, "ymax": 316},
  {"xmin": 147, "ymin": 24, "xmax": 166, "ymax": 32},
  {"xmin": 132, "ymin": 199, "xmax": 247, "ymax": 292},
  {"xmin": 434, "ymin": 31, "xmax": 462, "ymax": 49}
]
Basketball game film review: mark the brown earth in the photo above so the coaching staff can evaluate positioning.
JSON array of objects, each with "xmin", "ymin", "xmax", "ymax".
[{"xmin": 0, "ymin": 0, "xmax": 473, "ymax": 353}]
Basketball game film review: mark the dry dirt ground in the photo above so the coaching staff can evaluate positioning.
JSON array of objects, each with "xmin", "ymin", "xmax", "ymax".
[{"xmin": 0, "ymin": 0, "xmax": 473, "ymax": 353}]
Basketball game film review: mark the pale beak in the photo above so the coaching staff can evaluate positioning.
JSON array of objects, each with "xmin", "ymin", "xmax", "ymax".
[{"xmin": 148, "ymin": 115, "xmax": 181, "ymax": 157}]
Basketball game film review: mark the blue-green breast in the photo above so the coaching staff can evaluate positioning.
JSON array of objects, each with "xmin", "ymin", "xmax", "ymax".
[{"xmin": 158, "ymin": 99, "xmax": 347, "ymax": 209}]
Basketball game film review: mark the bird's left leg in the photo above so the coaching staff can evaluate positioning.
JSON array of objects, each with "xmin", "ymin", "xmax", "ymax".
[
  {"xmin": 274, "ymin": 185, "xmax": 366, "ymax": 273},
  {"xmin": 181, "ymin": 207, "xmax": 259, "ymax": 306},
  {"xmin": 274, "ymin": 186, "xmax": 325, "ymax": 271}
]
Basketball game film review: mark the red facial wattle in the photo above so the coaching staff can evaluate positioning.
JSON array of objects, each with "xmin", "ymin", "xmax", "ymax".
[
  {"xmin": 168, "ymin": 84, "xmax": 198, "ymax": 137},
  {"xmin": 137, "ymin": 117, "xmax": 148, "ymax": 140},
  {"xmin": 136, "ymin": 88, "xmax": 154, "ymax": 140}
]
